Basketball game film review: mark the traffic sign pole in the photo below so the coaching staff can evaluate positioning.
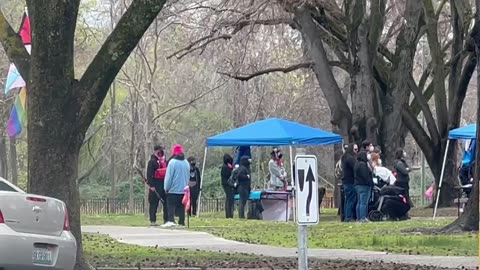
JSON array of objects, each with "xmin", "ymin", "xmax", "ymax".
[
  {"xmin": 297, "ymin": 224, "xmax": 308, "ymax": 270},
  {"xmin": 294, "ymin": 154, "xmax": 319, "ymax": 270}
]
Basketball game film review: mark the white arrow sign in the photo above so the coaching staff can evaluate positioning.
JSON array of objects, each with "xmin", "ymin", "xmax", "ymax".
[{"xmin": 295, "ymin": 155, "xmax": 319, "ymax": 225}]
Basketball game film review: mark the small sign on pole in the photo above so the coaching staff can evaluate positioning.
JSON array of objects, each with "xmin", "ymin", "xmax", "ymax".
[
  {"xmin": 294, "ymin": 154, "xmax": 319, "ymax": 270},
  {"xmin": 295, "ymin": 155, "xmax": 319, "ymax": 225}
]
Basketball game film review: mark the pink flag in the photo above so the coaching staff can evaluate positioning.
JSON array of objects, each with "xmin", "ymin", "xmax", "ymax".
[{"xmin": 182, "ymin": 186, "xmax": 191, "ymax": 212}]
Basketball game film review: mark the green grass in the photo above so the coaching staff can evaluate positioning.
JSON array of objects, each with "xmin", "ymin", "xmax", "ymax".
[
  {"xmin": 83, "ymin": 233, "xmax": 256, "ymax": 268},
  {"xmin": 82, "ymin": 210, "xmax": 478, "ymax": 257}
]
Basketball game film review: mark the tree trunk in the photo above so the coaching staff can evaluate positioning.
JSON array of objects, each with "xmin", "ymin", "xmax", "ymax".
[
  {"xmin": 143, "ymin": 101, "xmax": 153, "ymax": 218},
  {"xmin": 441, "ymin": 14, "xmax": 480, "ymax": 232},
  {"xmin": 26, "ymin": 2, "xmax": 90, "ymax": 269},
  {"xmin": 0, "ymin": 133, "xmax": 8, "ymax": 179},
  {"xmin": 9, "ymin": 137, "xmax": 17, "ymax": 185},
  {"xmin": 109, "ymin": 82, "xmax": 116, "ymax": 214},
  {"xmin": 0, "ymin": 92, "xmax": 9, "ymax": 179},
  {"xmin": 380, "ymin": 0, "xmax": 422, "ymax": 167},
  {"xmin": 347, "ymin": 0, "xmax": 379, "ymax": 144},
  {"xmin": 128, "ymin": 88, "xmax": 137, "ymax": 214}
]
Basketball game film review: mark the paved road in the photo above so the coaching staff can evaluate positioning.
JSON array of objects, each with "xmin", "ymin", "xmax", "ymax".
[{"xmin": 82, "ymin": 226, "xmax": 477, "ymax": 269}]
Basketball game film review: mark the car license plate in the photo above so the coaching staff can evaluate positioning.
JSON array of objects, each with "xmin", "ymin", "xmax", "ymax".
[{"xmin": 32, "ymin": 247, "xmax": 53, "ymax": 265}]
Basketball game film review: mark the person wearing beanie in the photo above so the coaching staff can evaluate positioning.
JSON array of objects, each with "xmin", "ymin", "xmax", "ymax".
[{"xmin": 162, "ymin": 144, "xmax": 190, "ymax": 227}]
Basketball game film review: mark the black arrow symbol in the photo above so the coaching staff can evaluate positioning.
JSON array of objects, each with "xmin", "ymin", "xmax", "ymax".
[
  {"xmin": 306, "ymin": 165, "xmax": 315, "ymax": 217},
  {"xmin": 298, "ymin": 169, "xmax": 305, "ymax": 192}
]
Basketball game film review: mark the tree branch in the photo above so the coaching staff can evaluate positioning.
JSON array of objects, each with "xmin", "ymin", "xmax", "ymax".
[
  {"xmin": 167, "ymin": 33, "xmax": 232, "ymax": 59},
  {"xmin": 152, "ymin": 81, "xmax": 227, "ymax": 122},
  {"xmin": 217, "ymin": 60, "xmax": 351, "ymax": 81},
  {"xmin": 167, "ymin": 17, "xmax": 294, "ymax": 60},
  {"xmin": 401, "ymin": 106, "xmax": 435, "ymax": 165},
  {"xmin": 423, "ymin": 0, "xmax": 449, "ymax": 137},
  {"xmin": 406, "ymin": 75, "xmax": 440, "ymax": 145},
  {"xmin": 218, "ymin": 18, "xmax": 293, "ymax": 30},
  {"xmin": 77, "ymin": 0, "xmax": 167, "ymax": 135},
  {"xmin": 435, "ymin": 0, "xmax": 449, "ymax": 18},
  {"xmin": 218, "ymin": 62, "xmax": 314, "ymax": 81},
  {"xmin": 76, "ymin": 158, "xmax": 101, "ymax": 184},
  {"xmin": 0, "ymin": 9, "xmax": 30, "ymax": 84},
  {"xmin": 448, "ymin": 52, "xmax": 476, "ymax": 127}
]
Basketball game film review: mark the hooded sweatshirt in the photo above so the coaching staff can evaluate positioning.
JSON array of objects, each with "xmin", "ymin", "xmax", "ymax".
[
  {"xmin": 354, "ymin": 151, "xmax": 374, "ymax": 187},
  {"xmin": 164, "ymin": 144, "xmax": 190, "ymax": 194},
  {"xmin": 236, "ymin": 156, "xmax": 251, "ymax": 186},
  {"xmin": 341, "ymin": 153, "xmax": 356, "ymax": 185},
  {"xmin": 221, "ymin": 154, "xmax": 234, "ymax": 186}
]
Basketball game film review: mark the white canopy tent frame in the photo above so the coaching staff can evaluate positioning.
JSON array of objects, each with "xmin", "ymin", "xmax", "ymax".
[
  {"xmin": 432, "ymin": 140, "xmax": 450, "ymax": 219},
  {"xmin": 433, "ymin": 124, "xmax": 477, "ymax": 219}
]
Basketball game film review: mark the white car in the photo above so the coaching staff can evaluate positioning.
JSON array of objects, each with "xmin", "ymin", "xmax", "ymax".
[{"xmin": 0, "ymin": 178, "xmax": 77, "ymax": 270}]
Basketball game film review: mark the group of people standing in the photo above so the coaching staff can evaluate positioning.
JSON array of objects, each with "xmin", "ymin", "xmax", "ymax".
[
  {"xmin": 341, "ymin": 140, "xmax": 411, "ymax": 222},
  {"xmin": 221, "ymin": 153, "xmax": 252, "ymax": 219},
  {"xmin": 146, "ymin": 144, "xmax": 201, "ymax": 227},
  {"xmin": 220, "ymin": 147, "xmax": 288, "ymax": 219}
]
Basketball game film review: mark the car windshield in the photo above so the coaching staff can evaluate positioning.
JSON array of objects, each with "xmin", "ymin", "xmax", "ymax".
[{"xmin": 0, "ymin": 181, "xmax": 18, "ymax": 192}]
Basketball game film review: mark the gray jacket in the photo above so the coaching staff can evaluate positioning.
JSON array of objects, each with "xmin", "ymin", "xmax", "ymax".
[{"xmin": 269, "ymin": 159, "xmax": 285, "ymax": 188}]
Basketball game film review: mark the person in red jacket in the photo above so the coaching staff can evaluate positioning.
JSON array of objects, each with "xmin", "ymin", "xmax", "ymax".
[{"xmin": 147, "ymin": 145, "xmax": 168, "ymax": 226}]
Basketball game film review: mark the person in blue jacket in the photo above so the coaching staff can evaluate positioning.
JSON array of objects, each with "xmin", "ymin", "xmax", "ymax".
[{"xmin": 162, "ymin": 144, "xmax": 190, "ymax": 227}]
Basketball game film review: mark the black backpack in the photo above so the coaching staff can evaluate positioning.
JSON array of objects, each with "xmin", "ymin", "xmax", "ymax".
[{"xmin": 227, "ymin": 169, "xmax": 239, "ymax": 188}]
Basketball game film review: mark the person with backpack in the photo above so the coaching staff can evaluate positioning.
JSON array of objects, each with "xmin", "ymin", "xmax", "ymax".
[
  {"xmin": 162, "ymin": 144, "xmax": 190, "ymax": 227},
  {"xmin": 236, "ymin": 155, "xmax": 252, "ymax": 219},
  {"xmin": 146, "ymin": 145, "xmax": 168, "ymax": 226},
  {"xmin": 187, "ymin": 156, "xmax": 201, "ymax": 216},
  {"xmin": 221, "ymin": 153, "xmax": 235, "ymax": 218}
]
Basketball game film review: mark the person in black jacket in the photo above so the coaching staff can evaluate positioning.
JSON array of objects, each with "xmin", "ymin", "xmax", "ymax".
[
  {"xmin": 236, "ymin": 155, "xmax": 252, "ymax": 219},
  {"xmin": 221, "ymin": 154, "xmax": 235, "ymax": 218},
  {"xmin": 342, "ymin": 143, "xmax": 358, "ymax": 222},
  {"xmin": 354, "ymin": 151, "xmax": 374, "ymax": 222},
  {"xmin": 187, "ymin": 156, "xmax": 201, "ymax": 217},
  {"xmin": 146, "ymin": 145, "xmax": 168, "ymax": 226},
  {"xmin": 393, "ymin": 148, "xmax": 413, "ymax": 207}
]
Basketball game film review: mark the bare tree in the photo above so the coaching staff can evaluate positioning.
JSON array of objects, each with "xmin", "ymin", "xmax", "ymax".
[{"xmin": 0, "ymin": 0, "xmax": 169, "ymax": 268}]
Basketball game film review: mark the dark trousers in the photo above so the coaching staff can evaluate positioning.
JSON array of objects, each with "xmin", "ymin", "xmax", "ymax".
[
  {"xmin": 167, "ymin": 193, "xmax": 185, "ymax": 225},
  {"xmin": 237, "ymin": 184, "xmax": 250, "ymax": 219},
  {"xmin": 382, "ymin": 197, "xmax": 410, "ymax": 219},
  {"xmin": 148, "ymin": 181, "xmax": 168, "ymax": 223},
  {"xmin": 188, "ymin": 187, "xmax": 199, "ymax": 216},
  {"xmin": 223, "ymin": 185, "xmax": 235, "ymax": 218},
  {"xmin": 343, "ymin": 184, "xmax": 356, "ymax": 222}
]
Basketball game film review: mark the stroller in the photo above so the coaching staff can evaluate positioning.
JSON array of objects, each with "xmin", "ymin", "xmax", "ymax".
[
  {"xmin": 368, "ymin": 185, "xmax": 411, "ymax": 221},
  {"xmin": 368, "ymin": 171, "xmax": 410, "ymax": 222}
]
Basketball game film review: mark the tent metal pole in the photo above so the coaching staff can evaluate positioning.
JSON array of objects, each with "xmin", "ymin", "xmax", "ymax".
[
  {"xmin": 197, "ymin": 146, "xmax": 208, "ymax": 217},
  {"xmin": 433, "ymin": 140, "xmax": 450, "ymax": 220},
  {"xmin": 289, "ymin": 146, "xmax": 295, "ymax": 222}
]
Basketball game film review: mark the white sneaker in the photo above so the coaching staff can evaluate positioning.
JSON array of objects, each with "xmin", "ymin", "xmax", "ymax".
[{"xmin": 161, "ymin": 222, "xmax": 177, "ymax": 228}]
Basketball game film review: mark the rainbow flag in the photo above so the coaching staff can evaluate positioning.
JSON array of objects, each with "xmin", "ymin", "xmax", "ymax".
[
  {"xmin": 5, "ymin": 10, "xmax": 30, "ymax": 137},
  {"xmin": 7, "ymin": 87, "xmax": 26, "ymax": 137},
  {"xmin": 5, "ymin": 11, "xmax": 31, "ymax": 94}
]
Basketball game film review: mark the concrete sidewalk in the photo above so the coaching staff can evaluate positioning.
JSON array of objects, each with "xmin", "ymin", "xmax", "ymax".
[{"xmin": 82, "ymin": 226, "xmax": 477, "ymax": 269}]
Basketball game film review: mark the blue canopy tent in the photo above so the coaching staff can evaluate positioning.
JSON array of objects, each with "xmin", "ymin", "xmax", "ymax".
[
  {"xmin": 197, "ymin": 118, "xmax": 343, "ymax": 216},
  {"xmin": 433, "ymin": 123, "xmax": 477, "ymax": 219}
]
